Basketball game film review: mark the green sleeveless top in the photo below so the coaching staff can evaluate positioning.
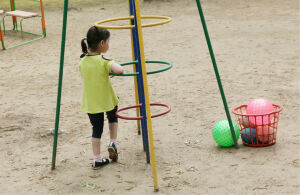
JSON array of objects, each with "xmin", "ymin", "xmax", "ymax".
[{"xmin": 79, "ymin": 55, "xmax": 119, "ymax": 113}]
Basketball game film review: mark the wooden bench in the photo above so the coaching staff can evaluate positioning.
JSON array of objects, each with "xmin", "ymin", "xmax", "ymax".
[
  {"xmin": 0, "ymin": 0, "xmax": 46, "ymax": 50},
  {"xmin": 3, "ymin": 10, "xmax": 39, "ymax": 39},
  {"xmin": 5, "ymin": 10, "xmax": 38, "ymax": 18}
]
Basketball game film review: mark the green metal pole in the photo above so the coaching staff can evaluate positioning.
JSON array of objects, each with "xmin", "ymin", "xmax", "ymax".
[
  {"xmin": 5, "ymin": 36, "xmax": 43, "ymax": 49},
  {"xmin": 195, "ymin": 0, "xmax": 238, "ymax": 147},
  {"xmin": 51, "ymin": 0, "xmax": 69, "ymax": 170}
]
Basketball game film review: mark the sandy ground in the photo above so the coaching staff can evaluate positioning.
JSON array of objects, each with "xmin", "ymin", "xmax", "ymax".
[{"xmin": 0, "ymin": 0, "xmax": 299, "ymax": 194}]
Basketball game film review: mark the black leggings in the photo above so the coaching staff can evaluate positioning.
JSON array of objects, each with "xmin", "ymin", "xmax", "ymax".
[{"xmin": 88, "ymin": 106, "xmax": 118, "ymax": 139}]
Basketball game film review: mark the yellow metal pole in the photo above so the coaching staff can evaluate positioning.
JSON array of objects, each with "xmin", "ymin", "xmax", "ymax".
[
  {"xmin": 128, "ymin": 0, "xmax": 141, "ymax": 134},
  {"xmin": 133, "ymin": 0, "xmax": 159, "ymax": 191}
]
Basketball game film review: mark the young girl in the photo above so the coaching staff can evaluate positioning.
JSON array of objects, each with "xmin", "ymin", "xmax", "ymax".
[{"xmin": 79, "ymin": 26, "xmax": 124, "ymax": 169}]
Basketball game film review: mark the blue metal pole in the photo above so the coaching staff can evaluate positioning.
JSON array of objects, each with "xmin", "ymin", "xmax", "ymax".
[{"xmin": 129, "ymin": 0, "xmax": 150, "ymax": 163}]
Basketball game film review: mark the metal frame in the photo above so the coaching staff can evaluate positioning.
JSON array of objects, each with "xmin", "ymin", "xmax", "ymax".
[
  {"xmin": 1, "ymin": 0, "xmax": 46, "ymax": 50},
  {"xmin": 0, "ymin": 22, "xmax": 4, "ymax": 49},
  {"xmin": 109, "ymin": 60, "xmax": 173, "ymax": 76},
  {"xmin": 116, "ymin": 103, "xmax": 171, "ymax": 120},
  {"xmin": 51, "ymin": 0, "xmax": 172, "ymax": 192},
  {"xmin": 195, "ymin": 0, "xmax": 238, "ymax": 147},
  {"xmin": 0, "ymin": 11, "xmax": 5, "ymax": 48},
  {"xmin": 95, "ymin": 15, "xmax": 171, "ymax": 29}
]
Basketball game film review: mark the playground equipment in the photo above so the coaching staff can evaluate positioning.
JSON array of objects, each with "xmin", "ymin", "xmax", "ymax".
[
  {"xmin": 0, "ymin": 10, "xmax": 4, "ymax": 49},
  {"xmin": 0, "ymin": 0, "xmax": 46, "ymax": 50},
  {"xmin": 96, "ymin": 2, "xmax": 173, "ymax": 187},
  {"xmin": 195, "ymin": 0, "xmax": 238, "ymax": 147},
  {"xmin": 95, "ymin": 0, "xmax": 173, "ymax": 190},
  {"xmin": 51, "ymin": 0, "xmax": 172, "ymax": 192}
]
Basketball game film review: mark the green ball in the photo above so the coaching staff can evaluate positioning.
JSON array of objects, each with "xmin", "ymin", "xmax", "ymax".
[{"xmin": 213, "ymin": 120, "xmax": 240, "ymax": 147}]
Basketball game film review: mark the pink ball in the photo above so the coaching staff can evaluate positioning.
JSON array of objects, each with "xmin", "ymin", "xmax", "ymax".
[
  {"xmin": 246, "ymin": 98, "xmax": 274, "ymax": 126},
  {"xmin": 257, "ymin": 125, "xmax": 274, "ymax": 143}
]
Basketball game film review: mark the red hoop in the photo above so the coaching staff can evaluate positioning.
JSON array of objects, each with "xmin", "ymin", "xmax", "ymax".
[{"xmin": 116, "ymin": 103, "xmax": 171, "ymax": 120}]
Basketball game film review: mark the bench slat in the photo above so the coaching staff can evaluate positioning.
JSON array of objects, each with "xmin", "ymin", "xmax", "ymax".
[{"xmin": 5, "ymin": 10, "xmax": 38, "ymax": 18}]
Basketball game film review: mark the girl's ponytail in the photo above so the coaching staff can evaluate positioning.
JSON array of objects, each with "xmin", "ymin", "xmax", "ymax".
[{"xmin": 81, "ymin": 38, "xmax": 88, "ymax": 54}]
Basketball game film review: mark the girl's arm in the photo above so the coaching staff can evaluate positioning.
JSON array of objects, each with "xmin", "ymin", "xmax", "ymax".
[{"xmin": 111, "ymin": 63, "xmax": 124, "ymax": 74}]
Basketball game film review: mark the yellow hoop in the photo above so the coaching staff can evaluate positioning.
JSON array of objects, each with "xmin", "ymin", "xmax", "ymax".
[{"xmin": 94, "ymin": 15, "xmax": 172, "ymax": 29}]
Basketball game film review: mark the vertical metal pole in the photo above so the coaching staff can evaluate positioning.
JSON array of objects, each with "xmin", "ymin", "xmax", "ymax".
[
  {"xmin": 40, "ymin": 0, "xmax": 46, "ymax": 37},
  {"xmin": 195, "ymin": 0, "xmax": 238, "ymax": 147},
  {"xmin": 51, "ymin": 0, "xmax": 69, "ymax": 170},
  {"xmin": 133, "ymin": 0, "xmax": 159, "ymax": 191},
  {"xmin": 0, "ymin": 23, "xmax": 5, "ymax": 50},
  {"xmin": 10, "ymin": 0, "xmax": 17, "ymax": 30},
  {"xmin": 130, "ymin": 0, "xmax": 150, "ymax": 163},
  {"xmin": 128, "ymin": 0, "xmax": 141, "ymax": 135}
]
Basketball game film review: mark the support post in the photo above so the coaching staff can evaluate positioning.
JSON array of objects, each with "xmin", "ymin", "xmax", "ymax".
[
  {"xmin": 10, "ymin": 0, "xmax": 17, "ymax": 30},
  {"xmin": 129, "ymin": 0, "xmax": 150, "ymax": 163},
  {"xmin": 195, "ymin": 0, "xmax": 238, "ymax": 147},
  {"xmin": 128, "ymin": 0, "xmax": 141, "ymax": 135},
  {"xmin": 133, "ymin": 0, "xmax": 159, "ymax": 191},
  {"xmin": 40, "ymin": 0, "xmax": 46, "ymax": 37},
  {"xmin": 0, "ymin": 23, "xmax": 5, "ymax": 49},
  {"xmin": 51, "ymin": 0, "xmax": 69, "ymax": 170}
]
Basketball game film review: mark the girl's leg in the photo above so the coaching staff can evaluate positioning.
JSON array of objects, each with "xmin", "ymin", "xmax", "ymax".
[
  {"xmin": 92, "ymin": 138, "xmax": 101, "ymax": 157},
  {"xmin": 109, "ymin": 123, "xmax": 118, "ymax": 141},
  {"xmin": 106, "ymin": 106, "xmax": 118, "ymax": 143},
  {"xmin": 106, "ymin": 106, "xmax": 119, "ymax": 161},
  {"xmin": 88, "ymin": 113, "xmax": 104, "ymax": 159}
]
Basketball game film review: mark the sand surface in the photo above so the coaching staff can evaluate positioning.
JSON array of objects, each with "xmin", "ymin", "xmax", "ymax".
[{"xmin": 0, "ymin": 0, "xmax": 299, "ymax": 194}]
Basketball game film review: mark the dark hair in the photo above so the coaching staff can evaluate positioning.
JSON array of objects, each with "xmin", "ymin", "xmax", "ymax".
[{"xmin": 81, "ymin": 26, "xmax": 110, "ymax": 54}]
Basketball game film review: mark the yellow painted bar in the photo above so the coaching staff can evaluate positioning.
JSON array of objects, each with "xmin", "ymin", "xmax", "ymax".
[
  {"xmin": 95, "ymin": 15, "xmax": 171, "ymax": 30},
  {"xmin": 95, "ymin": 16, "xmax": 135, "ymax": 29},
  {"xmin": 128, "ymin": 0, "xmax": 141, "ymax": 134},
  {"xmin": 140, "ymin": 15, "xmax": 172, "ymax": 28},
  {"xmin": 133, "ymin": 0, "xmax": 159, "ymax": 191}
]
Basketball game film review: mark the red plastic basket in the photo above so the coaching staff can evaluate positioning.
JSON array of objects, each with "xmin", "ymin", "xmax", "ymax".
[{"xmin": 232, "ymin": 104, "xmax": 283, "ymax": 147}]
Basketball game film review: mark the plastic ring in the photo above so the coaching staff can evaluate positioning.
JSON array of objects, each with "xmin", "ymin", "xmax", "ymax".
[
  {"xmin": 95, "ymin": 15, "xmax": 171, "ymax": 29},
  {"xmin": 110, "ymin": 60, "xmax": 172, "ymax": 76},
  {"xmin": 116, "ymin": 103, "xmax": 171, "ymax": 120}
]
